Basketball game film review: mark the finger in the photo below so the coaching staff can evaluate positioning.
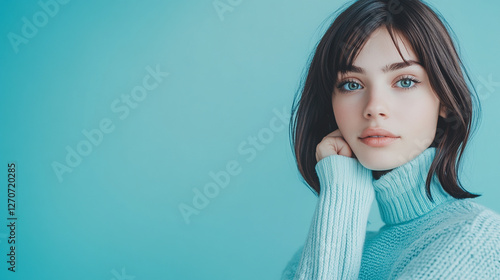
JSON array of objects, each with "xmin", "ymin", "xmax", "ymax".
[{"xmin": 338, "ymin": 145, "xmax": 353, "ymax": 158}]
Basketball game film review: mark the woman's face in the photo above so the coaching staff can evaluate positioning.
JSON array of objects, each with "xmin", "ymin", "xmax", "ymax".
[{"xmin": 332, "ymin": 27, "xmax": 447, "ymax": 171}]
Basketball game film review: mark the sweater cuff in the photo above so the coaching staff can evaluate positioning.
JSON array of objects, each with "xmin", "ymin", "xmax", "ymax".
[{"xmin": 315, "ymin": 154, "xmax": 374, "ymax": 198}]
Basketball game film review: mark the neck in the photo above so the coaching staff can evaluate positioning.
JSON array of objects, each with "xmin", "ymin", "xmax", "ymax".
[{"xmin": 372, "ymin": 169, "xmax": 393, "ymax": 180}]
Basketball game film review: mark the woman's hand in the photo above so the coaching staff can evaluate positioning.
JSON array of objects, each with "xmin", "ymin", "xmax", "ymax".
[{"xmin": 315, "ymin": 129, "xmax": 355, "ymax": 162}]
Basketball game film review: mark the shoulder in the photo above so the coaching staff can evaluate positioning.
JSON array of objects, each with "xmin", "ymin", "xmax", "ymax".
[
  {"xmin": 443, "ymin": 199, "xmax": 500, "ymax": 229},
  {"xmin": 464, "ymin": 201, "xmax": 500, "ymax": 242},
  {"xmin": 421, "ymin": 199, "xmax": 500, "ymax": 252},
  {"xmin": 392, "ymin": 200, "xmax": 500, "ymax": 278}
]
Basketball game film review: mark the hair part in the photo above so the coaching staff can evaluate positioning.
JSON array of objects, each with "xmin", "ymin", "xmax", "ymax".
[{"xmin": 289, "ymin": 0, "xmax": 482, "ymax": 201}]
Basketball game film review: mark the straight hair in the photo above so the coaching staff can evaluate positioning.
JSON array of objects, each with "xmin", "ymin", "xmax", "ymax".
[{"xmin": 289, "ymin": 0, "xmax": 482, "ymax": 202}]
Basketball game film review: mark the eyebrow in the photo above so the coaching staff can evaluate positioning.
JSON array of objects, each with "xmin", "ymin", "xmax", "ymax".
[{"xmin": 342, "ymin": 60, "xmax": 421, "ymax": 74}]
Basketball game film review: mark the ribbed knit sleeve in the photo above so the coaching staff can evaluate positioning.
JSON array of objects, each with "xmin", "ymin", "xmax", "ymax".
[{"xmin": 287, "ymin": 154, "xmax": 375, "ymax": 280}]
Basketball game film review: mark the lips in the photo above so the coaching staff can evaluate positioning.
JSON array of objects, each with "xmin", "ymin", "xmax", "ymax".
[
  {"xmin": 360, "ymin": 136, "xmax": 399, "ymax": 147},
  {"xmin": 359, "ymin": 128, "xmax": 399, "ymax": 139}
]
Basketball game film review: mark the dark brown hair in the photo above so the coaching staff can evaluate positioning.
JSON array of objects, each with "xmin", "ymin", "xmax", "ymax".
[{"xmin": 288, "ymin": 0, "xmax": 482, "ymax": 201}]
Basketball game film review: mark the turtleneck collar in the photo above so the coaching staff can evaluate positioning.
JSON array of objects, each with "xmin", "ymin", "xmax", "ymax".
[{"xmin": 372, "ymin": 147, "xmax": 457, "ymax": 226}]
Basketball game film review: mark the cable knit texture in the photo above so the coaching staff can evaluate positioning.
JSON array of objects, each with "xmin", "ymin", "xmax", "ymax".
[{"xmin": 282, "ymin": 147, "xmax": 500, "ymax": 279}]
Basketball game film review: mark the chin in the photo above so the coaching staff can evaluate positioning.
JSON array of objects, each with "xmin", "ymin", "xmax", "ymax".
[
  {"xmin": 352, "ymin": 140, "xmax": 420, "ymax": 170},
  {"xmin": 353, "ymin": 149, "xmax": 403, "ymax": 171},
  {"xmin": 359, "ymin": 160, "xmax": 399, "ymax": 171}
]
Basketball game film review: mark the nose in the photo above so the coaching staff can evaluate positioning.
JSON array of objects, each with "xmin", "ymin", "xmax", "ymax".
[{"xmin": 363, "ymin": 89, "xmax": 389, "ymax": 119}]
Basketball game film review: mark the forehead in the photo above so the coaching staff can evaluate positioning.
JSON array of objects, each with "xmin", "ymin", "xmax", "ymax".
[
  {"xmin": 339, "ymin": 60, "xmax": 422, "ymax": 76},
  {"xmin": 339, "ymin": 27, "xmax": 419, "ymax": 75}
]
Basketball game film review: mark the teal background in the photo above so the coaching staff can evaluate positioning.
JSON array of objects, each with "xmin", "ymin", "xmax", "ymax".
[{"xmin": 0, "ymin": 0, "xmax": 499, "ymax": 279}]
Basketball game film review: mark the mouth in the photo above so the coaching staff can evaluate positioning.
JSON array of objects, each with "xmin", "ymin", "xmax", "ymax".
[
  {"xmin": 360, "ymin": 127, "xmax": 399, "ymax": 139},
  {"xmin": 360, "ymin": 135, "xmax": 400, "ymax": 139},
  {"xmin": 359, "ymin": 136, "xmax": 400, "ymax": 147}
]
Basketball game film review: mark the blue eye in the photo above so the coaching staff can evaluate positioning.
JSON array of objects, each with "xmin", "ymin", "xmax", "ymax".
[
  {"xmin": 396, "ymin": 77, "xmax": 421, "ymax": 90},
  {"xmin": 337, "ymin": 80, "xmax": 363, "ymax": 92}
]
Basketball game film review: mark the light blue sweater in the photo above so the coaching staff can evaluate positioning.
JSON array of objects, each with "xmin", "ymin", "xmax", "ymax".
[{"xmin": 282, "ymin": 147, "xmax": 500, "ymax": 279}]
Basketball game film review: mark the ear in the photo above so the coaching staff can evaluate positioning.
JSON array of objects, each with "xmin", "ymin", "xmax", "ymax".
[{"xmin": 439, "ymin": 104, "xmax": 448, "ymax": 118}]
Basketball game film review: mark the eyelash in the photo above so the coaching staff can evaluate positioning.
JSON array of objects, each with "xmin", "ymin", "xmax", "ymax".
[{"xmin": 336, "ymin": 76, "xmax": 421, "ymax": 93}]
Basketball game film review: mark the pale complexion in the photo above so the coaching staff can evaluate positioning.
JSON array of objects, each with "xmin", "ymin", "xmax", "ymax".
[{"xmin": 332, "ymin": 27, "xmax": 447, "ymax": 172}]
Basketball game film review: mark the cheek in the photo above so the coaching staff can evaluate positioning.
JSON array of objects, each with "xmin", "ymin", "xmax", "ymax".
[
  {"xmin": 333, "ymin": 101, "xmax": 358, "ymax": 135},
  {"xmin": 401, "ymin": 99, "xmax": 440, "ymax": 138},
  {"xmin": 332, "ymin": 100, "xmax": 347, "ymax": 126}
]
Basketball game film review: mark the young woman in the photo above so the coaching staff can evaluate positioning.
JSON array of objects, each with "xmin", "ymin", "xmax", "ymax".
[{"xmin": 282, "ymin": 0, "xmax": 500, "ymax": 279}]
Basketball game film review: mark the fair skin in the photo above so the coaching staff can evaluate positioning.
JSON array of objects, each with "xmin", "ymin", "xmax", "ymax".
[{"xmin": 316, "ymin": 27, "xmax": 447, "ymax": 172}]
